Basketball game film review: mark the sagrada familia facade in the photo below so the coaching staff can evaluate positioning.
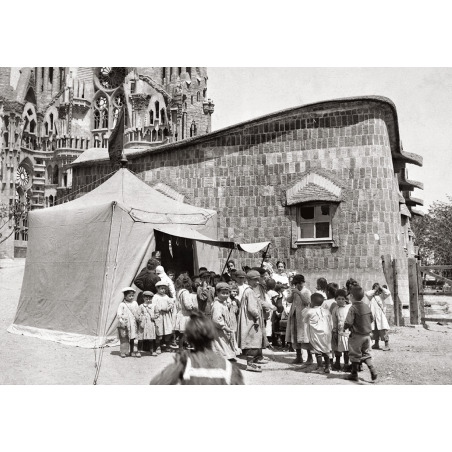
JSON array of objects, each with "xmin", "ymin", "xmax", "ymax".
[{"xmin": 0, "ymin": 67, "xmax": 213, "ymax": 258}]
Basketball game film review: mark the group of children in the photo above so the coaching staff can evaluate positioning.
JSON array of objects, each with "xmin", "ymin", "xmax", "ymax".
[
  {"xmin": 116, "ymin": 259, "xmax": 392, "ymax": 382},
  {"xmin": 287, "ymin": 277, "xmax": 393, "ymax": 382}
]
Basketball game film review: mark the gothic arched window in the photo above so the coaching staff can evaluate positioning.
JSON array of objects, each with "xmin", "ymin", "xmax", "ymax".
[
  {"xmin": 190, "ymin": 121, "xmax": 197, "ymax": 137},
  {"xmin": 53, "ymin": 165, "xmax": 59, "ymax": 185},
  {"xmin": 94, "ymin": 94, "xmax": 109, "ymax": 129}
]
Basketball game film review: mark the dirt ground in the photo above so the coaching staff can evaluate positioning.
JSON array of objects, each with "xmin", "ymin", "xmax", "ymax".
[{"xmin": 1, "ymin": 259, "xmax": 452, "ymax": 385}]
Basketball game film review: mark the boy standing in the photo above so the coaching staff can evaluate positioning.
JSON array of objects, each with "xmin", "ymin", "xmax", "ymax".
[{"xmin": 344, "ymin": 286, "xmax": 378, "ymax": 382}]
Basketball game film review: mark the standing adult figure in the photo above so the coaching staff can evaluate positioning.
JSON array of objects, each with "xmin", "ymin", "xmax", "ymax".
[
  {"xmin": 197, "ymin": 270, "xmax": 215, "ymax": 316},
  {"xmin": 235, "ymin": 270, "xmax": 249, "ymax": 306},
  {"xmin": 237, "ymin": 270, "xmax": 268, "ymax": 372},
  {"xmin": 134, "ymin": 257, "xmax": 161, "ymax": 306},
  {"xmin": 272, "ymin": 261, "xmax": 290, "ymax": 287},
  {"xmin": 285, "ymin": 274, "xmax": 312, "ymax": 364},
  {"xmin": 222, "ymin": 260, "xmax": 236, "ymax": 283}
]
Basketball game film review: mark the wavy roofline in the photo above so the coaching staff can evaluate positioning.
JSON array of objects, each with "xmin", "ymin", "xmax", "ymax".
[{"xmin": 71, "ymin": 95, "xmax": 422, "ymax": 166}]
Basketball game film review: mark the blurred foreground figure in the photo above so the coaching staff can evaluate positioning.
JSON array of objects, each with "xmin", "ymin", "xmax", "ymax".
[{"xmin": 150, "ymin": 311, "xmax": 244, "ymax": 385}]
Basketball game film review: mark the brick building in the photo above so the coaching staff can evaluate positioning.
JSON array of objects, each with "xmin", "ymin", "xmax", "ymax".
[
  {"xmin": 70, "ymin": 94, "xmax": 424, "ymax": 322},
  {"xmin": 0, "ymin": 67, "xmax": 212, "ymax": 258}
]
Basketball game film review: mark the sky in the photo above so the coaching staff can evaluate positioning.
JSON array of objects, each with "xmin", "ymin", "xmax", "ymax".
[{"xmin": 208, "ymin": 68, "xmax": 452, "ymax": 211}]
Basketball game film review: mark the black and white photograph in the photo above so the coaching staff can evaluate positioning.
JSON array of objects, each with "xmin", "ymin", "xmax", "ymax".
[
  {"xmin": 2, "ymin": 1, "xmax": 451, "ymax": 450},
  {"xmin": 3, "ymin": 62, "xmax": 452, "ymax": 387}
]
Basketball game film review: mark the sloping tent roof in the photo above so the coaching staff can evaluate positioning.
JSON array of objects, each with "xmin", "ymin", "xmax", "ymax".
[
  {"xmin": 8, "ymin": 169, "xmax": 270, "ymax": 349},
  {"xmin": 8, "ymin": 169, "xmax": 218, "ymax": 348}
]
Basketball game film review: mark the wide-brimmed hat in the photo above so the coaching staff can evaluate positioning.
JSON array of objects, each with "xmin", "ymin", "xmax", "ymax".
[
  {"xmin": 122, "ymin": 287, "xmax": 136, "ymax": 293},
  {"xmin": 246, "ymin": 270, "xmax": 261, "ymax": 280},
  {"xmin": 142, "ymin": 291, "xmax": 154, "ymax": 297}
]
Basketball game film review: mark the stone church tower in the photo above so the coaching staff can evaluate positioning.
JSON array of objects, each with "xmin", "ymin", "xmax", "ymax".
[{"xmin": 0, "ymin": 67, "xmax": 213, "ymax": 258}]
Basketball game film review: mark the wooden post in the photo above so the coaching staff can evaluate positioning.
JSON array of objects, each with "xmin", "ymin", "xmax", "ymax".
[
  {"xmin": 408, "ymin": 258, "xmax": 420, "ymax": 324},
  {"xmin": 393, "ymin": 258, "xmax": 401, "ymax": 326},
  {"xmin": 417, "ymin": 262, "xmax": 425, "ymax": 322}
]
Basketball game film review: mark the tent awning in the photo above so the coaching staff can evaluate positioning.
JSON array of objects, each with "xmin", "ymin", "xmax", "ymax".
[{"xmin": 154, "ymin": 224, "xmax": 270, "ymax": 252}]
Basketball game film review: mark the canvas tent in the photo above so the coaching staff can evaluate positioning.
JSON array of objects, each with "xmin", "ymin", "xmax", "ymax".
[{"xmin": 8, "ymin": 169, "xmax": 269, "ymax": 348}]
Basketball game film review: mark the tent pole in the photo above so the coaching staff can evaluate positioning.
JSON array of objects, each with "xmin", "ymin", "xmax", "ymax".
[
  {"xmin": 221, "ymin": 248, "xmax": 233, "ymax": 276},
  {"xmin": 260, "ymin": 243, "xmax": 271, "ymax": 267}
]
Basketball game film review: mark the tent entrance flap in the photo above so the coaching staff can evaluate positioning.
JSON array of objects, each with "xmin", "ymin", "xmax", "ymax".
[
  {"xmin": 154, "ymin": 230, "xmax": 195, "ymax": 277},
  {"xmin": 154, "ymin": 224, "xmax": 270, "ymax": 252}
]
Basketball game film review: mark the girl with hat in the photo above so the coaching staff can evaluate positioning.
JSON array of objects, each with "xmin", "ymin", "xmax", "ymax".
[
  {"xmin": 153, "ymin": 281, "xmax": 175, "ymax": 353},
  {"xmin": 137, "ymin": 291, "xmax": 158, "ymax": 356},
  {"xmin": 117, "ymin": 287, "xmax": 140, "ymax": 358}
]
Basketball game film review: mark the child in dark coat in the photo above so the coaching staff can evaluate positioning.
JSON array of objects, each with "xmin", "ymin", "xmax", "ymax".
[{"xmin": 344, "ymin": 286, "xmax": 378, "ymax": 382}]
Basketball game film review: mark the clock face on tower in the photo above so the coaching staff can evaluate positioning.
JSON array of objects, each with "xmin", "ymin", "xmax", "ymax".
[{"xmin": 16, "ymin": 167, "xmax": 29, "ymax": 187}]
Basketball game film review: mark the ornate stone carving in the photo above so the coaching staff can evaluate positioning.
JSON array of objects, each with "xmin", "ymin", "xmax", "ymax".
[
  {"xmin": 130, "ymin": 93, "xmax": 150, "ymax": 111},
  {"xmin": 72, "ymin": 98, "xmax": 91, "ymax": 115}
]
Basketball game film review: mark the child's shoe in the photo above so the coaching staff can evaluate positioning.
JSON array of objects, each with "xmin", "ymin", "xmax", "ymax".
[
  {"xmin": 255, "ymin": 356, "xmax": 270, "ymax": 365},
  {"xmin": 292, "ymin": 352, "xmax": 303, "ymax": 364},
  {"xmin": 372, "ymin": 341, "xmax": 380, "ymax": 350},
  {"xmin": 344, "ymin": 362, "xmax": 359, "ymax": 381},
  {"xmin": 369, "ymin": 366, "xmax": 378, "ymax": 381},
  {"xmin": 130, "ymin": 352, "xmax": 136, "ymax": 357},
  {"xmin": 135, "ymin": 352, "xmax": 141, "ymax": 358},
  {"xmin": 155, "ymin": 347, "xmax": 161, "ymax": 354},
  {"xmin": 358, "ymin": 363, "xmax": 363, "ymax": 372},
  {"xmin": 151, "ymin": 352, "xmax": 158, "ymax": 356},
  {"xmin": 120, "ymin": 353, "xmax": 127, "ymax": 358},
  {"xmin": 343, "ymin": 364, "xmax": 352, "ymax": 372},
  {"xmin": 382, "ymin": 341, "xmax": 390, "ymax": 351},
  {"xmin": 246, "ymin": 363, "xmax": 262, "ymax": 372},
  {"xmin": 324, "ymin": 365, "xmax": 331, "ymax": 374},
  {"xmin": 333, "ymin": 359, "xmax": 342, "ymax": 371}
]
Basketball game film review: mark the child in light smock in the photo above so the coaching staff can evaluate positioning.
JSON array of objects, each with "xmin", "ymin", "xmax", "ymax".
[
  {"xmin": 117, "ymin": 287, "xmax": 140, "ymax": 358},
  {"xmin": 331, "ymin": 289, "xmax": 351, "ymax": 371},
  {"xmin": 365, "ymin": 283, "xmax": 391, "ymax": 351},
  {"xmin": 153, "ymin": 281, "xmax": 175, "ymax": 353},
  {"xmin": 137, "ymin": 291, "xmax": 158, "ymax": 356}
]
